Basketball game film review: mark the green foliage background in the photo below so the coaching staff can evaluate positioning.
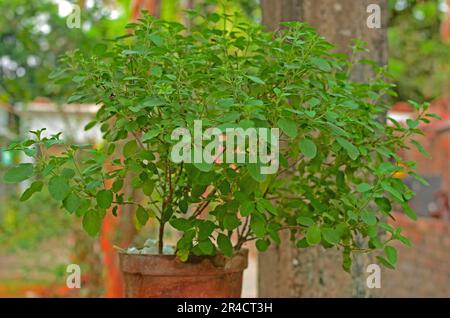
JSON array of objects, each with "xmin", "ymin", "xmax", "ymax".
[{"xmin": 388, "ymin": 0, "xmax": 450, "ymax": 102}]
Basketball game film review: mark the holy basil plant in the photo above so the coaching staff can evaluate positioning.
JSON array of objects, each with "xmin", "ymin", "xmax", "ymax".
[{"xmin": 3, "ymin": 13, "xmax": 436, "ymax": 271}]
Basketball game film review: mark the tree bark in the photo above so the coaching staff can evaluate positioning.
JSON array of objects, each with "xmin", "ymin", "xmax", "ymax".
[{"xmin": 259, "ymin": 0, "xmax": 388, "ymax": 298}]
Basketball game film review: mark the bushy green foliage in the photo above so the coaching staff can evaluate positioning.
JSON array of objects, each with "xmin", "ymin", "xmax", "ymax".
[{"xmin": 3, "ymin": 12, "xmax": 435, "ymax": 271}]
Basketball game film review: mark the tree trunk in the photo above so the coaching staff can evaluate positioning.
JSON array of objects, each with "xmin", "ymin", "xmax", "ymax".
[{"xmin": 259, "ymin": 0, "xmax": 388, "ymax": 298}]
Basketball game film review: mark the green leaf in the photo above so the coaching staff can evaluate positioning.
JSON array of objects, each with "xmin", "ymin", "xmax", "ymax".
[
  {"xmin": 63, "ymin": 192, "xmax": 82, "ymax": 214},
  {"xmin": 377, "ymin": 162, "xmax": 396, "ymax": 174},
  {"xmin": 408, "ymin": 171, "xmax": 429, "ymax": 186},
  {"xmin": 96, "ymin": 189, "xmax": 113, "ymax": 209},
  {"xmin": 336, "ymin": 171, "xmax": 346, "ymax": 191},
  {"xmin": 310, "ymin": 57, "xmax": 331, "ymax": 71},
  {"xmin": 162, "ymin": 206, "xmax": 174, "ymax": 222},
  {"xmin": 123, "ymin": 49, "xmax": 139, "ymax": 56},
  {"xmin": 376, "ymin": 256, "xmax": 395, "ymax": 270},
  {"xmin": 3, "ymin": 163, "xmax": 34, "ymax": 183},
  {"xmin": 255, "ymin": 239, "xmax": 269, "ymax": 252},
  {"xmin": 337, "ymin": 138, "xmax": 360, "ymax": 160},
  {"xmin": 23, "ymin": 147, "xmax": 37, "ymax": 157},
  {"xmin": 426, "ymin": 113, "xmax": 442, "ymax": 120},
  {"xmin": 75, "ymin": 199, "xmax": 89, "ymax": 217},
  {"xmin": 151, "ymin": 66, "xmax": 162, "ymax": 77},
  {"xmin": 306, "ymin": 226, "xmax": 321, "ymax": 245},
  {"xmin": 240, "ymin": 201, "xmax": 254, "ymax": 217},
  {"xmin": 299, "ymin": 138, "xmax": 317, "ymax": 158},
  {"xmin": 48, "ymin": 176, "xmax": 70, "ymax": 201},
  {"xmin": 112, "ymin": 179, "xmax": 124, "ymax": 193},
  {"xmin": 19, "ymin": 181, "xmax": 43, "ymax": 201},
  {"xmin": 360, "ymin": 210, "xmax": 377, "ymax": 226},
  {"xmin": 322, "ymin": 228, "xmax": 340, "ymax": 245},
  {"xmin": 223, "ymin": 214, "xmax": 241, "ymax": 230},
  {"xmin": 142, "ymin": 130, "xmax": 160, "ymax": 142},
  {"xmin": 217, "ymin": 98, "xmax": 234, "ymax": 108},
  {"xmin": 197, "ymin": 240, "xmax": 215, "ymax": 255},
  {"xmin": 381, "ymin": 182, "xmax": 404, "ymax": 202},
  {"xmin": 198, "ymin": 221, "xmax": 216, "ymax": 240},
  {"xmin": 277, "ymin": 118, "xmax": 298, "ymax": 138},
  {"xmin": 72, "ymin": 75, "xmax": 86, "ymax": 83},
  {"xmin": 304, "ymin": 110, "xmax": 315, "ymax": 118},
  {"xmin": 411, "ymin": 140, "xmax": 430, "ymax": 158},
  {"xmin": 376, "ymin": 146, "xmax": 393, "ymax": 158},
  {"xmin": 136, "ymin": 206, "xmax": 149, "ymax": 225},
  {"xmin": 217, "ymin": 233, "xmax": 233, "ymax": 257},
  {"xmin": 398, "ymin": 235, "xmax": 412, "ymax": 247},
  {"xmin": 406, "ymin": 119, "xmax": 419, "ymax": 129},
  {"xmin": 245, "ymin": 75, "xmax": 266, "ymax": 85},
  {"xmin": 207, "ymin": 12, "xmax": 221, "ymax": 22},
  {"xmin": 67, "ymin": 95, "xmax": 83, "ymax": 103},
  {"xmin": 82, "ymin": 210, "xmax": 103, "ymax": 237},
  {"xmin": 149, "ymin": 34, "xmax": 163, "ymax": 46},
  {"xmin": 177, "ymin": 249, "xmax": 190, "ymax": 262},
  {"xmin": 378, "ymin": 222, "xmax": 394, "ymax": 233},
  {"xmin": 296, "ymin": 216, "xmax": 314, "ymax": 227},
  {"xmin": 142, "ymin": 180, "xmax": 155, "ymax": 196},
  {"xmin": 130, "ymin": 97, "xmax": 165, "ymax": 112},
  {"xmin": 356, "ymin": 183, "xmax": 372, "ymax": 193},
  {"xmin": 123, "ymin": 140, "xmax": 138, "ymax": 157},
  {"xmin": 48, "ymin": 69, "xmax": 65, "ymax": 80},
  {"xmin": 326, "ymin": 122, "xmax": 349, "ymax": 137},
  {"xmin": 170, "ymin": 218, "xmax": 192, "ymax": 231},
  {"xmin": 402, "ymin": 203, "xmax": 417, "ymax": 220},
  {"xmin": 375, "ymin": 197, "xmax": 392, "ymax": 214},
  {"xmin": 308, "ymin": 98, "xmax": 321, "ymax": 107},
  {"xmin": 342, "ymin": 100, "xmax": 359, "ymax": 110},
  {"xmin": 177, "ymin": 230, "xmax": 195, "ymax": 250},
  {"xmin": 248, "ymin": 163, "xmax": 266, "ymax": 182},
  {"xmin": 84, "ymin": 120, "xmax": 97, "ymax": 131},
  {"xmin": 296, "ymin": 238, "xmax": 309, "ymax": 248},
  {"xmin": 343, "ymin": 248, "xmax": 352, "ymax": 272},
  {"xmin": 258, "ymin": 199, "xmax": 278, "ymax": 215},
  {"xmin": 367, "ymin": 225, "xmax": 378, "ymax": 238},
  {"xmin": 269, "ymin": 230, "xmax": 281, "ymax": 245},
  {"xmin": 61, "ymin": 168, "xmax": 75, "ymax": 179},
  {"xmin": 384, "ymin": 246, "xmax": 398, "ymax": 266},
  {"xmin": 250, "ymin": 214, "xmax": 266, "ymax": 238}
]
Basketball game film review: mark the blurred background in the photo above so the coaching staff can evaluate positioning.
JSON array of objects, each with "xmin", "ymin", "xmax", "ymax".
[{"xmin": 0, "ymin": 0, "xmax": 449, "ymax": 297}]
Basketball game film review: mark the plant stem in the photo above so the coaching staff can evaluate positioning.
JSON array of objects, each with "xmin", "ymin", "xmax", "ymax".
[
  {"xmin": 158, "ymin": 159, "xmax": 173, "ymax": 254},
  {"xmin": 158, "ymin": 221, "xmax": 165, "ymax": 254}
]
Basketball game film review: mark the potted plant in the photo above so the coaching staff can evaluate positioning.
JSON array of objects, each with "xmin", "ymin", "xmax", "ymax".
[{"xmin": 3, "ymin": 12, "xmax": 436, "ymax": 297}]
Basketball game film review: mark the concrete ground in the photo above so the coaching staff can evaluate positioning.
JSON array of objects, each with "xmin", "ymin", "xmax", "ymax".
[{"xmin": 241, "ymin": 243, "xmax": 258, "ymax": 298}]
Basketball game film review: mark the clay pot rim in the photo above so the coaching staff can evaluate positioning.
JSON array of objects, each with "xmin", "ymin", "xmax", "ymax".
[
  {"xmin": 119, "ymin": 249, "xmax": 249, "ymax": 276},
  {"xmin": 118, "ymin": 248, "xmax": 248, "ymax": 259}
]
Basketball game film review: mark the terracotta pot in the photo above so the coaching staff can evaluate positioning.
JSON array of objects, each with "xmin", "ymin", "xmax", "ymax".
[{"xmin": 119, "ymin": 249, "xmax": 248, "ymax": 298}]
